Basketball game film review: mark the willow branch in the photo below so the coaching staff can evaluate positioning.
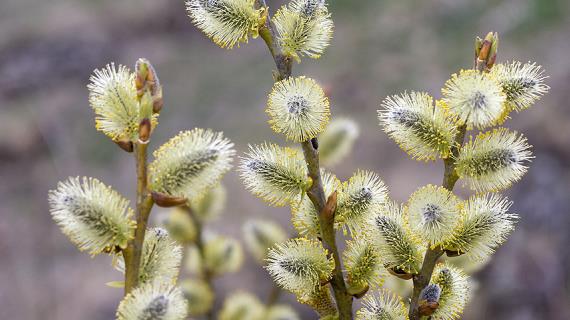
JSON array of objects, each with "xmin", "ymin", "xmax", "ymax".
[
  {"xmin": 256, "ymin": 2, "xmax": 352, "ymax": 318},
  {"xmin": 123, "ymin": 142, "xmax": 154, "ymax": 295}
]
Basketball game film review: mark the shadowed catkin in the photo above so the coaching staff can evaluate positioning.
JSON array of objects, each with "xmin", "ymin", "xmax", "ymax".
[
  {"xmin": 48, "ymin": 177, "xmax": 135, "ymax": 255},
  {"xmin": 266, "ymin": 304, "xmax": 300, "ymax": 320},
  {"xmin": 218, "ymin": 292, "xmax": 265, "ymax": 320},
  {"xmin": 267, "ymin": 76, "xmax": 330, "ymax": 142},
  {"xmin": 343, "ymin": 237, "xmax": 386, "ymax": 295},
  {"xmin": 242, "ymin": 219, "xmax": 287, "ymax": 262},
  {"xmin": 163, "ymin": 208, "xmax": 197, "ymax": 244},
  {"xmin": 188, "ymin": 183, "xmax": 226, "ymax": 222},
  {"xmin": 88, "ymin": 63, "xmax": 158, "ymax": 142},
  {"xmin": 116, "ymin": 281, "xmax": 188, "ymax": 320},
  {"xmin": 180, "ymin": 279, "xmax": 214, "ymax": 316},
  {"xmin": 429, "ymin": 264, "xmax": 470, "ymax": 320},
  {"xmin": 189, "ymin": 235, "xmax": 244, "ymax": 276},
  {"xmin": 455, "ymin": 128, "xmax": 533, "ymax": 192},
  {"xmin": 356, "ymin": 289, "xmax": 407, "ymax": 320},
  {"xmin": 240, "ymin": 142, "xmax": 308, "ymax": 206},
  {"xmin": 366, "ymin": 201, "xmax": 424, "ymax": 275},
  {"xmin": 291, "ymin": 170, "xmax": 340, "ymax": 238},
  {"xmin": 116, "ymin": 228, "xmax": 182, "ymax": 285},
  {"xmin": 266, "ymin": 238, "xmax": 334, "ymax": 295},
  {"xmin": 318, "ymin": 118, "xmax": 360, "ymax": 167},
  {"xmin": 442, "ymin": 70, "xmax": 505, "ymax": 129},
  {"xmin": 406, "ymin": 185, "xmax": 463, "ymax": 246},
  {"xmin": 149, "ymin": 128, "xmax": 235, "ymax": 199},
  {"xmin": 273, "ymin": 0, "xmax": 333, "ymax": 62},
  {"xmin": 185, "ymin": 0, "xmax": 263, "ymax": 49},
  {"xmin": 444, "ymin": 193, "xmax": 517, "ymax": 259},
  {"xmin": 378, "ymin": 91, "xmax": 458, "ymax": 161},
  {"xmin": 337, "ymin": 169, "xmax": 388, "ymax": 233},
  {"xmin": 491, "ymin": 61, "xmax": 549, "ymax": 112}
]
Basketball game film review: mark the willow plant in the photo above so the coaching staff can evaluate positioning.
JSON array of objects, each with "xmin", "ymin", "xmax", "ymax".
[{"xmin": 186, "ymin": 1, "xmax": 548, "ymax": 319}]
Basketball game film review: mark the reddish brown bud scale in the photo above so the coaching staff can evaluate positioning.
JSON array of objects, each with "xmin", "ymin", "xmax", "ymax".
[{"xmin": 151, "ymin": 191, "xmax": 187, "ymax": 207}]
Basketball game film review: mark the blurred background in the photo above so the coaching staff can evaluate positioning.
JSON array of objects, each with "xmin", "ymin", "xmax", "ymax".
[{"xmin": 1, "ymin": 0, "xmax": 569, "ymax": 319}]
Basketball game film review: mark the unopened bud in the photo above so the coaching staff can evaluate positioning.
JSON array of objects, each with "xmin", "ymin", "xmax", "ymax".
[
  {"xmin": 114, "ymin": 139, "xmax": 134, "ymax": 153},
  {"xmin": 322, "ymin": 190, "xmax": 337, "ymax": 223},
  {"xmin": 419, "ymin": 284, "xmax": 441, "ymax": 316},
  {"xmin": 475, "ymin": 31, "xmax": 499, "ymax": 72},
  {"xmin": 388, "ymin": 266, "xmax": 414, "ymax": 280},
  {"xmin": 135, "ymin": 58, "xmax": 163, "ymax": 113},
  {"xmin": 138, "ymin": 118, "xmax": 151, "ymax": 143},
  {"xmin": 151, "ymin": 191, "xmax": 187, "ymax": 207}
]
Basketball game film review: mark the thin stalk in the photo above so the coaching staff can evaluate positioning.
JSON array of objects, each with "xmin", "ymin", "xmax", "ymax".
[
  {"xmin": 123, "ymin": 142, "xmax": 154, "ymax": 295},
  {"xmin": 255, "ymin": 2, "xmax": 353, "ymax": 317},
  {"xmin": 183, "ymin": 206, "xmax": 215, "ymax": 320},
  {"xmin": 408, "ymin": 124, "xmax": 467, "ymax": 319}
]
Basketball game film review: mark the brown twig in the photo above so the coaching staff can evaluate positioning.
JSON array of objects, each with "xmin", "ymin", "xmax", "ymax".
[{"xmin": 123, "ymin": 142, "xmax": 155, "ymax": 295}]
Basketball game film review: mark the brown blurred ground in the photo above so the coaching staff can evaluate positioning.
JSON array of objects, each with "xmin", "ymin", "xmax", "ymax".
[{"xmin": 1, "ymin": 0, "xmax": 569, "ymax": 319}]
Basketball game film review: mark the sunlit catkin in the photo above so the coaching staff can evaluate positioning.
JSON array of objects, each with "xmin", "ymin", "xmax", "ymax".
[
  {"xmin": 239, "ymin": 143, "xmax": 308, "ymax": 206},
  {"xmin": 429, "ymin": 264, "xmax": 471, "ymax": 320},
  {"xmin": 88, "ymin": 63, "xmax": 158, "ymax": 142},
  {"xmin": 273, "ymin": 0, "xmax": 333, "ymax": 62},
  {"xmin": 343, "ymin": 237, "xmax": 386, "ymax": 295},
  {"xmin": 378, "ymin": 91, "xmax": 457, "ymax": 161},
  {"xmin": 266, "ymin": 238, "xmax": 334, "ymax": 295},
  {"xmin": 445, "ymin": 193, "xmax": 517, "ymax": 259},
  {"xmin": 266, "ymin": 76, "xmax": 330, "ymax": 142},
  {"xmin": 366, "ymin": 201, "xmax": 424, "ymax": 275},
  {"xmin": 455, "ymin": 128, "xmax": 533, "ymax": 192},
  {"xmin": 356, "ymin": 289, "xmax": 407, "ymax": 320},
  {"xmin": 442, "ymin": 69, "xmax": 506, "ymax": 129},
  {"xmin": 491, "ymin": 61, "xmax": 549, "ymax": 112},
  {"xmin": 185, "ymin": 0, "xmax": 263, "ymax": 49},
  {"xmin": 149, "ymin": 128, "xmax": 235, "ymax": 199},
  {"xmin": 115, "ymin": 228, "xmax": 182, "ymax": 286},
  {"xmin": 48, "ymin": 177, "xmax": 135, "ymax": 255},
  {"xmin": 337, "ymin": 169, "xmax": 388, "ymax": 233},
  {"xmin": 406, "ymin": 185, "xmax": 463, "ymax": 246},
  {"xmin": 163, "ymin": 208, "xmax": 197, "ymax": 244},
  {"xmin": 116, "ymin": 281, "xmax": 188, "ymax": 320}
]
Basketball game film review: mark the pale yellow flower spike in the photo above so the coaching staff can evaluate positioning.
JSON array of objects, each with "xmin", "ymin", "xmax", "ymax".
[
  {"xmin": 378, "ymin": 91, "xmax": 458, "ymax": 161},
  {"xmin": 88, "ymin": 63, "xmax": 158, "ymax": 142},
  {"xmin": 273, "ymin": 0, "xmax": 334, "ymax": 62},
  {"xmin": 48, "ymin": 176, "xmax": 135, "ymax": 256},
  {"xmin": 442, "ymin": 69, "xmax": 505, "ymax": 129},
  {"xmin": 186, "ymin": 0, "xmax": 263, "ymax": 49},
  {"xmin": 356, "ymin": 289, "xmax": 408, "ymax": 320},
  {"xmin": 406, "ymin": 185, "xmax": 463, "ymax": 247},
  {"xmin": 148, "ymin": 128, "xmax": 235, "ymax": 199},
  {"xmin": 266, "ymin": 238, "xmax": 334, "ymax": 296},
  {"xmin": 455, "ymin": 128, "xmax": 533, "ymax": 193},
  {"xmin": 490, "ymin": 61, "xmax": 549, "ymax": 113},
  {"xmin": 267, "ymin": 76, "xmax": 331, "ymax": 142},
  {"xmin": 116, "ymin": 281, "xmax": 188, "ymax": 320}
]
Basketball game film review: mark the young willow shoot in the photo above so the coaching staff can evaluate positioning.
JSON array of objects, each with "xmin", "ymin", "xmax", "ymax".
[
  {"xmin": 186, "ymin": 2, "xmax": 548, "ymax": 318},
  {"xmin": 48, "ymin": 58, "xmax": 239, "ymax": 319}
]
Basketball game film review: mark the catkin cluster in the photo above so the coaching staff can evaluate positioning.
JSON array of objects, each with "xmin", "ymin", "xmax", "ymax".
[{"xmin": 186, "ymin": 2, "xmax": 548, "ymax": 319}]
